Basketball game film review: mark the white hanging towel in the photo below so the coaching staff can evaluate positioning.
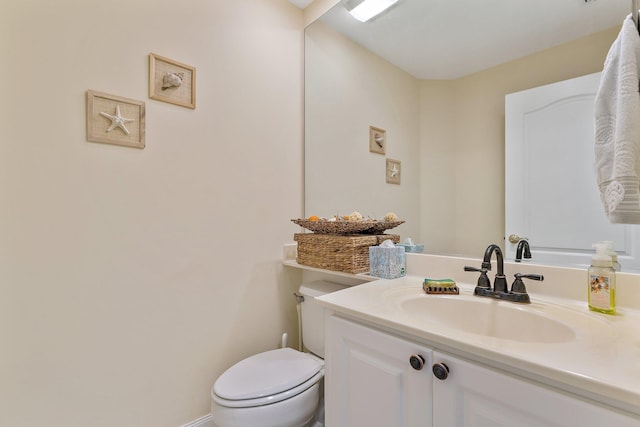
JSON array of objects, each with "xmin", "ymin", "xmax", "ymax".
[{"xmin": 595, "ymin": 15, "xmax": 640, "ymax": 223}]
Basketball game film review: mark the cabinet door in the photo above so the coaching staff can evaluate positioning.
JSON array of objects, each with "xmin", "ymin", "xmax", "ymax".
[
  {"xmin": 325, "ymin": 316, "xmax": 433, "ymax": 427},
  {"xmin": 433, "ymin": 351, "xmax": 640, "ymax": 427}
]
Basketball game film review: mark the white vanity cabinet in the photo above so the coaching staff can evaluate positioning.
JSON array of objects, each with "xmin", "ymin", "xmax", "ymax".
[
  {"xmin": 326, "ymin": 315, "xmax": 640, "ymax": 427},
  {"xmin": 432, "ymin": 351, "xmax": 640, "ymax": 427},
  {"xmin": 325, "ymin": 315, "xmax": 434, "ymax": 427}
]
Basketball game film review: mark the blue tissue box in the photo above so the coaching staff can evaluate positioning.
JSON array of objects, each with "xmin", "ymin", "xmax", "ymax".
[
  {"xmin": 369, "ymin": 245, "xmax": 406, "ymax": 279},
  {"xmin": 397, "ymin": 243, "xmax": 424, "ymax": 253}
]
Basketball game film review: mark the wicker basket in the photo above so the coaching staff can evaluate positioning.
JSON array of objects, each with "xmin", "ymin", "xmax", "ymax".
[
  {"xmin": 291, "ymin": 218, "xmax": 404, "ymax": 235},
  {"xmin": 294, "ymin": 233, "xmax": 400, "ymax": 274}
]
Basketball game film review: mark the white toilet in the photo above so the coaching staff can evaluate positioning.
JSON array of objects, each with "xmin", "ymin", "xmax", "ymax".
[{"xmin": 210, "ymin": 280, "xmax": 347, "ymax": 427}]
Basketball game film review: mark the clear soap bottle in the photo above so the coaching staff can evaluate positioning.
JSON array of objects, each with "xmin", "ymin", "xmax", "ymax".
[{"xmin": 588, "ymin": 243, "xmax": 616, "ymax": 314}]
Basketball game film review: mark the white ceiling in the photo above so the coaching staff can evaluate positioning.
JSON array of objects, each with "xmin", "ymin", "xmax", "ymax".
[
  {"xmin": 289, "ymin": 0, "xmax": 314, "ymax": 9},
  {"xmin": 298, "ymin": 0, "xmax": 631, "ymax": 79}
]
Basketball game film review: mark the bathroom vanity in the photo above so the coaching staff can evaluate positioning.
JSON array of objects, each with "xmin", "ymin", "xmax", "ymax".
[
  {"xmin": 322, "ymin": 293, "xmax": 640, "ymax": 427},
  {"xmin": 285, "ymin": 250, "xmax": 640, "ymax": 426}
]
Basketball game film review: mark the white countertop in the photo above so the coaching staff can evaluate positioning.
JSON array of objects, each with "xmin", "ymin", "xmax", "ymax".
[{"xmin": 316, "ymin": 275, "xmax": 640, "ymax": 417}]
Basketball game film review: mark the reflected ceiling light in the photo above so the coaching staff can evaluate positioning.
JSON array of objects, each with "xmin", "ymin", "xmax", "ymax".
[{"xmin": 348, "ymin": 0, "xmax": 398, "ymax": 22}]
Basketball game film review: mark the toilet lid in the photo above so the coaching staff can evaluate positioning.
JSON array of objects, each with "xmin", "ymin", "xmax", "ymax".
[{"xmin": 213, "ymin": 348, "xmax": 322, "ymax": 400}]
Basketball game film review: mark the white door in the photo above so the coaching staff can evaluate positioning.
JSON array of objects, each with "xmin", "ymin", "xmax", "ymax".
[
  {"xmin": 505, "ymin": 72, "xmax": 640, "ymax": 270},
  {"xmin": 432, "ymin": 351, "xmax": 640, "ymax": 427},
  {"xmin": 325, "ymin": 315, "xmax": 433, "ymax": 427}
]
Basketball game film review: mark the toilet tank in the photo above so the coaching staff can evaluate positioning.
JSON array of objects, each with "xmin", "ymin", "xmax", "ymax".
[{"xmin": 298, "ymin": 280, "xmax": 348, "ymax": 358}]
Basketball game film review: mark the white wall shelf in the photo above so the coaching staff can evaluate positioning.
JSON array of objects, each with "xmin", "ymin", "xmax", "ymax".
[{"xmin": 282, "ymin": 259, "xmax": 378, "ymax": 282}]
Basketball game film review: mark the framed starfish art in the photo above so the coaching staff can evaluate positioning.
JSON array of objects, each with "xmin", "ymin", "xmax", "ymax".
[
  {"xmin": 86, "ymin": 90, "xmax": 146, "ymax": 149},
  {"xmin": 386, "ymin": 158, "xmax": 401, "ymax": 185}
]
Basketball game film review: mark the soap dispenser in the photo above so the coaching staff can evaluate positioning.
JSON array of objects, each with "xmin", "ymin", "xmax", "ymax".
[
  {"xmin": 588, "ymin": 243, "xmax": 616, "ymax": 315},
  {"xmin": 602, "ymin": 240, "xmax": 621, "ymax": 271}
]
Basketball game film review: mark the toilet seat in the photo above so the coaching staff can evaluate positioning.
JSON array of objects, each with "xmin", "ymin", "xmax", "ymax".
[{"xmin": 212, "ymin": 348, "xmax": 323, "ymax": 408}]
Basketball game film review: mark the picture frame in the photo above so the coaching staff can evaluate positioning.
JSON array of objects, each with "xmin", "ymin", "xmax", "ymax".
[
  {"xmin": 369, "ymin": 126, "xmax": 386, "ymax": 154},
  {"xmin": 86, "ymin": 90, "xmax": 145, "ymax": 149},
  {"xmin": 386, "ymin": 158, "xmax": 401, "ymax": 185},
  {"xmin": 149, "ymin": 53, "xmax": 196, "ymax": 109}
]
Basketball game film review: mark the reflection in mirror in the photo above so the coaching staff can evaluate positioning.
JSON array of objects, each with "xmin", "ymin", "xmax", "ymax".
[
  {"xmin": 305, "ymin": 0, "xmax": 637, "ymax": 268},
  {"xmin": 305, "ymin": 16, "xmax": 421, "ymax": 241},
  {"xmin": 506, "ymin": 72, "xmax": 640, "ymax": 271}
]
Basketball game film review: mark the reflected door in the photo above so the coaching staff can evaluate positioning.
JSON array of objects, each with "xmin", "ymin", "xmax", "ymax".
[{"xmin": 505, "ymin": 72, "xmax": 640, "ymax": 270}]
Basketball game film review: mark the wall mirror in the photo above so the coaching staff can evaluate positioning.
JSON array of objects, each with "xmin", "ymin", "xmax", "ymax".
[{"xmin": 304, "ymin": 0, "xmax": 640, "ymax": 270}]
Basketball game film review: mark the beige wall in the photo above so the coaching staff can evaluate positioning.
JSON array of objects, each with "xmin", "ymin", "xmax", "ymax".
[
  {"xmin": 303, "ymin": 0, "xmax": 341, "ymax": 26},
  {"xmin": 0, "ymin": 1, "xmax": 304, "ymax": 426},
  {"xmin": 305, "ymin": 22, "xmax": 421, "ymax": 239},
  {"xmin": 420, "ymin": 26, "xmax": 620, "ymax": 257},
  {"xmin": 419, "ymin": 80, "xmax": 457, "ymax": 255}
]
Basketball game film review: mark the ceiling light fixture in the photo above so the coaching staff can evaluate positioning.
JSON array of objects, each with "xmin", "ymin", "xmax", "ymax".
[{"xmin": 348, "ymin": 0, "xmax": 398, "ymax": 22}]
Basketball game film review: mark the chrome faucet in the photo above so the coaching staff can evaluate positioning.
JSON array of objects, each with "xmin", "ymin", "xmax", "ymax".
[
  {"xmin": 515, "ymin": 239, "xmax": 531, "ymax": 262},
  {"xmin": 481, "ymin": 244, "xmax": 508, "ymax": 293}
]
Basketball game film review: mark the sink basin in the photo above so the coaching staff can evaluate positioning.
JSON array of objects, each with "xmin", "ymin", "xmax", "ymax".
[{"xmin": 400, "ymin": 296, "xmax": 577, "ymax": 343}]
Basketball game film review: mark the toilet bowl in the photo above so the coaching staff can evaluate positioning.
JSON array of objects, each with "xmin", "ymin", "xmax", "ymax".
[{"xmin": 210, "ymin": 280, "xmax": 347, "ymax": 427}]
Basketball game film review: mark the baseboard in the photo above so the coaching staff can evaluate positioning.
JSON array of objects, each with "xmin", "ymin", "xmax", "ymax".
[{"xmin": 180, "ymin": 413, "xmax": 215, "ymax": 427}]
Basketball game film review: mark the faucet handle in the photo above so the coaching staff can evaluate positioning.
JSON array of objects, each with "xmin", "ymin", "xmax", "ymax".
[
  {"xmin": 464, "ymin": 265, "xmax": 491, "ymax": 290},
  {"xmin": 516, "ymin": 273, "xmax": 543, "ymax": 281},
  {"xmin": 510, "ymin": 273, "xmax": 544, "ymax": 303}
]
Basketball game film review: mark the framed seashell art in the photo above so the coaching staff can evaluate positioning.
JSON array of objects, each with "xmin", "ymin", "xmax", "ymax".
[
  {"xmin": 86, "ymin": 90, "xmax": 145, "ymax": 149},
  {"xmin": 149, "ymin": 53, "xmax": 196, "ymax": 109},
  {"xmin": 369, "ymin": 126, "xmax": 386, "ymax": 155}
]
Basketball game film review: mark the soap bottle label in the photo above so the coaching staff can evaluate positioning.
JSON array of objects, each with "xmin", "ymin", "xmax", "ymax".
[{"xmin": 589, "ymin": 274, "xmax": 612, "ymax": 310}]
